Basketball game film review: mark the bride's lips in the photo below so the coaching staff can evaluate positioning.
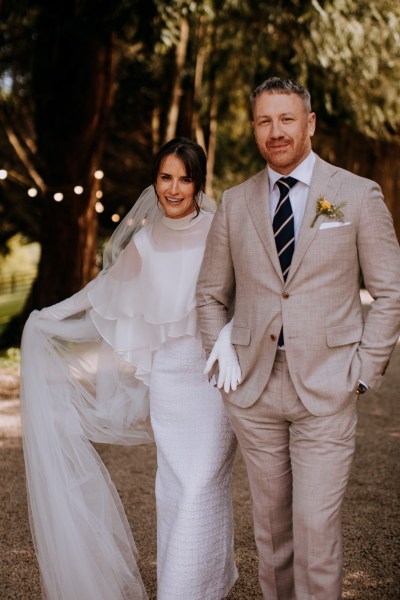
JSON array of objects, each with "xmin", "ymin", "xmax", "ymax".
[{"xmin": 164, "ymin": 197, "xmax": 184, "ymax": 204}]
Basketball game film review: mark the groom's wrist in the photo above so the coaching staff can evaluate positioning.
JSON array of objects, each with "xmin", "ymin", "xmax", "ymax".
[{"xmin": 356, "ymin": 381, "xmax": 368, "ymax": 395}]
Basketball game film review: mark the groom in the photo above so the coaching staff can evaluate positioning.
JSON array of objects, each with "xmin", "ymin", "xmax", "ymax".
[{"xmin": 196, "ymin": 77, "xmax": 400, "ymax": 599}]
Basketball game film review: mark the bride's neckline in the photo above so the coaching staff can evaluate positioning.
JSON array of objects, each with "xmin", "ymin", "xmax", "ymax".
[{"xmin": 161, "ymin": 211, "xmax": 206, "ymax": 230}]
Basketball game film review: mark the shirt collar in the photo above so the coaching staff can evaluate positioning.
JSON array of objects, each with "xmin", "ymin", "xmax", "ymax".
[{"xmin": 268, "ymin": 150, "xmax": 316, "ymax": 192}]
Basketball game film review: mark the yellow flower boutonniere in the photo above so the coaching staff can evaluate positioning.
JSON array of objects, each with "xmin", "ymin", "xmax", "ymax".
[{"xmin": 310, "ymin": 195, "xmax": 346, "ymax": 228}]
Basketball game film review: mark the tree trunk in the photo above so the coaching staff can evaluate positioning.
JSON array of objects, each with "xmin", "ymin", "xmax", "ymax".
[
  {"xmin": 369, "ymin": 140, "xmax": 400, "ymax": 243},
  {"xmin": 205, "ymin": 23, "xmax": 219, "ymax": 200},
  {"xmin": 27, "ymin": 1, "xmax": 116, "ymax": 309},
  {"xmin": 164, "ymin": 17, "xmax": 190, "ymax": 143},
  {"xmin": 316, "ymin": 126, "xmax": 400, "ymax": 242},
  {"xmin": 192, "ymin": 16, "xmax": 207, "ymax": 151},
  {"xmin": 205, "ymin": 89, "xmax": 218, "ymax": 200}
]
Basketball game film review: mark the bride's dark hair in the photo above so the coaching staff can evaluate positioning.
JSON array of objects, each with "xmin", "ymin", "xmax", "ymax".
[{"xmin": 152, "ymin": 137, "xmax": 207, "ymax": 217}]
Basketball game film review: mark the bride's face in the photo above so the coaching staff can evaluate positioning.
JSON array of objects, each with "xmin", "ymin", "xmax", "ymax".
[{"xmin": 156, "ymin": 154, "xmax": 196, "ymax": 219}]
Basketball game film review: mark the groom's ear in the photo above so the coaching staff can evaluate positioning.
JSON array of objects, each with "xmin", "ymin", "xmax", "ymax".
[{"xmin": 308, "ymin": 112, "xmax": 316, "ymax": 137}]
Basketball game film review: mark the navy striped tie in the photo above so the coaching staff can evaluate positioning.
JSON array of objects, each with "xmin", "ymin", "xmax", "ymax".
[{"xmin": 273, "ymin": 176, "xmax": 298, "ymax": 346}]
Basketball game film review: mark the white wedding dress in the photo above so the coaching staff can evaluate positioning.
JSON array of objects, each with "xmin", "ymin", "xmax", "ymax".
[
  {"xmin": 151, "ymin": 335, "xmax": 237, "ymax": 599},
  {"xmin": 20, "ymin": 203, "xmax": 237, "ymax": 600}
]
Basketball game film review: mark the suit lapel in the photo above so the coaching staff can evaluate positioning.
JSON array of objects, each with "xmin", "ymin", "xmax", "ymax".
[
  {"xmin": 286, "ymin": 156, "xmax": 340, "ymax": 285},
  {"xmin": 246, "ymin": 168, "xmax": 284, "ymax": 280},
  {"xmin": 244, "ymin": 157, "xmax": 342, "ymax": 284}
]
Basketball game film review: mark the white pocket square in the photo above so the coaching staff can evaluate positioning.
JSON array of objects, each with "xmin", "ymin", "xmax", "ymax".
[{"xmin": 319, "ymin": 221, "xmax": 351, "ymax": 229}]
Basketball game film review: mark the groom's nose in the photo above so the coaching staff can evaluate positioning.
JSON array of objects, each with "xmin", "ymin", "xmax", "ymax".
[{"xmin": 269, "ymin": 119, "xmax": 284, "ymax": 138}]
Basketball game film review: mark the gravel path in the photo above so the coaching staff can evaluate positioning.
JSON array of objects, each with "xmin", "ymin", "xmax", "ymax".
[{"xmin": 0, "ymin": 344, "xmax": 399, "ymax": 599}]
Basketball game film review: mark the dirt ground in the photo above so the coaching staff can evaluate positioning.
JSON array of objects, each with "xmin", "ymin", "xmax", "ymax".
[{"xmin": 0, "ymin": 345, "xmax": 399, "ymax": 599}]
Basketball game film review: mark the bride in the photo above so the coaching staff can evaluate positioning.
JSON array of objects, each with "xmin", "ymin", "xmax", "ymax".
[{"xmin": 20, "ymin": 137, "xmax": 241, "ymax": 599}]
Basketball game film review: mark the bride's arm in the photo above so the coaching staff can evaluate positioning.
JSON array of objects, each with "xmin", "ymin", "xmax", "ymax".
[
  {"xmin": 39, "ymin": 279, "xmax": 96, "ymax": 320},
  {"xmin": 38, "ymin": 236, "xmax": 143, "ymax": 321}
]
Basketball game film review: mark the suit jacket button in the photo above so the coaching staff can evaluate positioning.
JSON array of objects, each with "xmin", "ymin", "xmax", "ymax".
[
  {"xmin": 270, "ymin": 334, "xmax": 276, "ymax": 341},
  {"xmin": 282, "ymin": 292, "xmax": 290, "ymax": 299}
]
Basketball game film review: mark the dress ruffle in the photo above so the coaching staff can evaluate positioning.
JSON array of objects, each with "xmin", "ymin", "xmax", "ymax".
[{"xmin": 88, "ymin": 214, "xmax": 212, "ymax": 384}]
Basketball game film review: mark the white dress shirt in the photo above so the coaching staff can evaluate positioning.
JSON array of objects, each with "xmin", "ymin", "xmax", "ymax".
[{"xmin": 268, "ymin": 150, "xmax": 316, "ymax": 240}]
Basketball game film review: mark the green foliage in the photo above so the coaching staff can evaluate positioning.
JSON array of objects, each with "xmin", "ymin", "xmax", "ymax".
[
  {"xmin": 0, "ymin": 0, "xmax": 399, "ymax": 259},
  {"xmin": 299, "ymin": 0, "xmax": 400, "ymax": 139}
]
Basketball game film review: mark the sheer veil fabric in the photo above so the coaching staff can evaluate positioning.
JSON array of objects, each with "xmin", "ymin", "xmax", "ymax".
[{"xmin": 20, "ymin": 186, "xmax": 216, "ymax": 599}]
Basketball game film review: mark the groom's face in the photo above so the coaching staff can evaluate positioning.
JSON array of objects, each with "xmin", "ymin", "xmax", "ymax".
[{"xmin": 252, "ymin": 92, "xmax": 316, "ymax": 175}]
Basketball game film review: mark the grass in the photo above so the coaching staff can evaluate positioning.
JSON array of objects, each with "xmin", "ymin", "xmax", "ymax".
[
  {"xmin": 0, "ymin": 290, "xmax": 29, "ymax": 340},
  {"xmin": 0, "ymin": 293, "xmax": 27, "ymax": 325},
  {"xmin": 0, "ymin": 347, "xmax": 20, "ymax": 369},
  {"xmin": 0, "ymin": 234, "xmax": 39, "ymax": 335}
]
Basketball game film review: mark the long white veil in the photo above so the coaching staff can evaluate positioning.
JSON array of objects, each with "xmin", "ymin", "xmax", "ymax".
[{"xmin": 20, "ymin": 185, "xmax": 215, "ymax": 599}]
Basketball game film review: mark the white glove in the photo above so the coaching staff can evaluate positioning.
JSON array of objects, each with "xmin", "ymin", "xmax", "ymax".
[
  {"xmin": 204, "ymin": 319, "xmax": 242, "ymax": 393},
  {"xmin": 39, "ymin": 282, "xmax": 93, "ymax": 320}
]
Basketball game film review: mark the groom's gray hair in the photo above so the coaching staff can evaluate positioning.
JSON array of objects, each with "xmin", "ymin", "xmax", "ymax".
[{"xmin": 250, "ymin": 77, "xmax": 312, "ymax": 113}]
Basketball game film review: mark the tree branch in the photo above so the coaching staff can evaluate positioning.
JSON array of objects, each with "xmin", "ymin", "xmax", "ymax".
[{"xmin": 3, "ymin": 122, "xmax": 46, "ymax": 192}]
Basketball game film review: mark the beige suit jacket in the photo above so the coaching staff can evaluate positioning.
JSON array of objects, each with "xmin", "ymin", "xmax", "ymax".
[{"xmin": 196, "ymin": 156, "xmax": 400, "ymax": 415}]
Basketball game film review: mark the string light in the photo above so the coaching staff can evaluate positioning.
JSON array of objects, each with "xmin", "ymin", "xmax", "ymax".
[{"xmin": 0, "ymin": 167, "xmax": 119, "ymax": 222}]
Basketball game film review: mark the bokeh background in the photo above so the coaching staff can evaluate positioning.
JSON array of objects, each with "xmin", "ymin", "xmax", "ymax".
[
  {"xmin": 0, "ymin": 3, "xmax": 399, "ymax": 599},
  {"xmin": 1, "ymin": 0, "xmax": 400, "ymax": 342}
]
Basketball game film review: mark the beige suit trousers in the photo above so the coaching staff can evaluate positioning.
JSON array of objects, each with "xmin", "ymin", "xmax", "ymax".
[{"xmin": 224, "ymin": 350, "xmax": 358, "ymax": 600}]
